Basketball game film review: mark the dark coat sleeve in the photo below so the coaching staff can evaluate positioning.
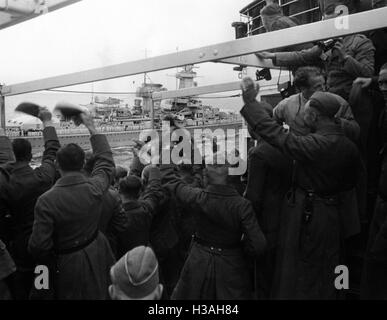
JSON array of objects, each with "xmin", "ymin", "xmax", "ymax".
[
  {"xmin": 241, "ymin": 100, "xmax": 326, "ymax": 163},
  {"xmin": 342, "ymin": 35, "xmax": 375, "ymax": 78},
  {"xmin": 104, "ymin": 189, "xmax": 127, "ymax": 254},
  {"xmin": 28, "ymin": 197, "xmax": 55, "ymax": 259},
  {"xmin": 129, "ymin": 153, "xmax": 145, "ymax": 177},
  {"xmin": 274, "ymin": 45, "xmax": 323, "ymax": 67},
  {"xmin": 0, "ymin": 169, "xmax": 10, "ymax": 219},
  {"xmin": 88, "ymin": 134, "xmax": 115, "ymax": 196},
  {"xmin": 160, "ymin": 165, "xmax": 204, "ymax": 206},
  {"xmin": 335, "ymin": 98, "xmax": 360, "ymax": 142},
  {"xmin": 139, "ymin": 167, "xmax": 166, "ymax": 218},
  {"xmin": 240, "ymin": 200, "xmax": 266, "ymax": 257},
  {"xmin": 33, "ymin": 126, "xmax": 60, "ymax": 184},
  {"xmin": 0, "ymin": 239, "xmax": 16, "ymax": 280},
  {"xmin": 244, "ymin": 146, "xmax": 266, "ymax": 214},
  {"xmin": 0, "ymin": 136, "xmax": 15, "ymax": 164}
]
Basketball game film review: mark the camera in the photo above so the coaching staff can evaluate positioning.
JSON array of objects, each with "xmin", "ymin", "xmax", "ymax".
[
  {"xmin": 315, "ymin": 38, "xmax": 339, "ymax": 52},
  {"xmin": 278, "ymin": 81, "xmax": 296, "ymax": 99},
  {"xmin": 256, "ymin": 68, "xmax": 272, "ymax": 81}
]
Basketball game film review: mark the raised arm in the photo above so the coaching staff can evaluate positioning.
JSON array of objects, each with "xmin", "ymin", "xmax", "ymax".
[
  {"xmin": 240, "ymin": 78, "xmax": 329, "ymax": 163},
  {"xmin": 129, "ymin": 142, "xmax": 146, "ymax": 177},
  {"xmin": 257, "ymin": 45, "xmax": 322, "ymax": 68},
  {"xmin": 0, "ymin": 128, "xmax": 15, "ymax": 164},
  {"xmin": 139, "ymin": 166, "xmax": 166, "ymax": 218},
  {"xmin": 34, "ymin": 109, "xmax": 61, "ymax": 184},
  {"xmin": 80, "ymin": 113, "xmax": 115, "ymax": 196},
  {"xmin": 160, "ymin": 164, "xmax": 204, "ymax": 206}
]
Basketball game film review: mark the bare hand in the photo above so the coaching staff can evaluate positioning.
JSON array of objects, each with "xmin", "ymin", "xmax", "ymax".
[
  {"xmin": 353, "ymin": 77, "xmax": 372, "ymax": 89},
  {"xmin": 241, "ymin": 77, "xmax": 260, "ymax": 104},
  {"xmin": 256, "ymin": 51, "xmax": 275, "ymax": 60},
  {"xmin": 37, "ymin": 107, "xmax": 52, "ymax": 123},
  {"xmin": 79, "ymin": 112, "xmax": 97, "ymax": 135},
  {"xmin": 0, "ymin": 128, "xmax": 5, "ymax": 136},
  {"xmin": 333, "ymin": 39, "xmax": 347, "ymax": 62}
]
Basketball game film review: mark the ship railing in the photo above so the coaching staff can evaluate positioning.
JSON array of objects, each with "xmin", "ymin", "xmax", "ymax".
[
  {"xmin": 248, "ymin": 5, "xmax": 321, "ymax": 35},
  {"xmin": 240, "ymin": 0, "xmax": 321, "ymax": 36}
]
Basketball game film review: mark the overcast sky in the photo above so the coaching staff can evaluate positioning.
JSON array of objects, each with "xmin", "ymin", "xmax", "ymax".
[{"xmin": 1, "ymin": 0, "xmax": 253, "ymax": 118}]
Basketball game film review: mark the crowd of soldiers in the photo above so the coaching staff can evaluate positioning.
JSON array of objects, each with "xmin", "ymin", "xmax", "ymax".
[{"xmin": 0, "ymin": 0, "xmax": 387, "ymax": 300}]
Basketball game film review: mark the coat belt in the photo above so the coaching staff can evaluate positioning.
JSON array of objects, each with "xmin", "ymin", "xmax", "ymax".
[{"xmin": 55, "ymin": 230, "xmax": 99, "ymax": 255}]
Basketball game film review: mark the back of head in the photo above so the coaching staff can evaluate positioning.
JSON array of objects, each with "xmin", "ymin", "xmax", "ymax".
[
  {"xmin": 12, "ymin": 139, "xmax": 32, "ymax": 162},
  {"xmin": 309, "ymin": 91, "xmax": 341, "ymax": 118},
  {"xmin": 260, "ymin": 3, "xmax": 285, "ymax": 32},
  {"xmin": 110, "ymin": 246, "xmax": 161, "ymax": 300},
  {"xmin": 56, "ymin": 143, "xmax": 85, "ymax": 172},
  {"xmin": 260, "ymin": 2, "xmax": 282, "ymax": 17},
  {"xmin": 119, "ymin": 175, "xmax": 142, "ymax": 199}
]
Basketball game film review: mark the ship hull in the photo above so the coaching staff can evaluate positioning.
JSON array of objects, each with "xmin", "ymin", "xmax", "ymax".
[{"xmin": 10, "ymin": 122, "xmax": 243, "ymax": 154}]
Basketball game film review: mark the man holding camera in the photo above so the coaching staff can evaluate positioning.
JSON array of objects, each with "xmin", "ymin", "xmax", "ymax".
[{"xmin": 258, "ymin": 0, "xmax": 375, "ymax": 101}]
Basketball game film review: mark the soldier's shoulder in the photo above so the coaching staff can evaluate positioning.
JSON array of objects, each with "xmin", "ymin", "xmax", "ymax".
[{"xmin": 350, "ymin": 33, "xmax": 374, "ymax": 46}]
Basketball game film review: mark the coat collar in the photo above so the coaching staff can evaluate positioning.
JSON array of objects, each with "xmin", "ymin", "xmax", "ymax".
[
  {"xmin": 5, "ymin": 161, "xmax": 33, "ymax": 173},
  {"xmin": 55, "ymin": 172, "xmax": 87, "ymax": 187},
  {"xmin": 205, "ymin": 184, "xmax": 239, "ymax": 196},
  {"xmin": 314, "ymin": 121, "xmax": 343, "ymax": 136}
]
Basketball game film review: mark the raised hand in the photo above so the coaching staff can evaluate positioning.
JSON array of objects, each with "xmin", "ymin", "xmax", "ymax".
[
  {"xmin": 333, "ymin": 38, "xmax": 348, "ymax": 62},
  {"xmin": 241, "ymin": 77, "xmax": 260, "ymax": 104},
  {"xmin": 79, "ymin": 112, "xmax": 97, "ymax": 135},
  {"xmin": 37, "ymin": 107, "xmax": 52, "ymax": 121},
  {"xmin": 37, "ymin": 107, "xmax": 53, "ymax": 127}
]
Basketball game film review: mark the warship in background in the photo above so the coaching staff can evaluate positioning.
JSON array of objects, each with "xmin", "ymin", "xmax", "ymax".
[{"xmin": 7, "ymin": 65, "xmax": 243, "ymax": 153}]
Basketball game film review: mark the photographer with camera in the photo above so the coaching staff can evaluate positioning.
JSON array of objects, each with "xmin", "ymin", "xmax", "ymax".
[{"xmin": 257, "ymin": 0, "xmax": 375, "ymax": 101}]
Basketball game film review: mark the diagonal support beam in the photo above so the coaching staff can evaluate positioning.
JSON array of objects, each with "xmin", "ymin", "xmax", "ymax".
[
  {"xmin": 2, "ymin": 6, "xmax": 387, "ymax": 97},
  {"xmin": 216, "ymin": 54, "xmax": 278, "ymax": 68},
  {"xmin": 152, "ymin": 81, "xmax": 249, "ymax": 100}
]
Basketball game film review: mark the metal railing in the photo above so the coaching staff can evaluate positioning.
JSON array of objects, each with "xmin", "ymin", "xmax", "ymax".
[{"xmin": 240, "ymin": 0, "xmax": 321, "ymax": 36}]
